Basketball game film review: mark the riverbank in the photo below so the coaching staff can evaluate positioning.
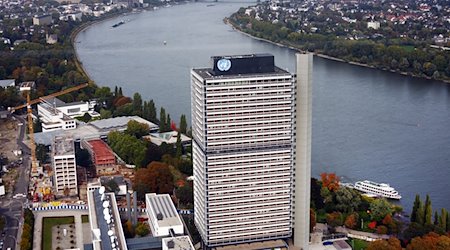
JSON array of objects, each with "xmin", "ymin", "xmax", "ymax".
[{"xmin": 225, "ymin": 18, "xmax": 450, "ymax": 84}]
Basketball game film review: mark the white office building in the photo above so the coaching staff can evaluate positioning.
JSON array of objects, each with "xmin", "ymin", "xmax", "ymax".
[
  {"xmin": 52, "ymin": 136, "xmax": 78, "ymax": 197},
  {"xmin": 145, "ymin": 193, "xmax": 184, "ymax": 237},
  {"xmin": 192, "ymin": 54, "xmax": 302, "ymax": 248}
]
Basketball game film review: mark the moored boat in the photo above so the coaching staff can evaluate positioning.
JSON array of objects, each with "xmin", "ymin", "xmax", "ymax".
[{"xmin": 354, "ymin": 180, "xmax": 401, "ymax": 199}]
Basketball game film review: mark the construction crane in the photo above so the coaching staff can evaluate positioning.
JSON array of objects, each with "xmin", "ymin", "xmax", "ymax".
[
  {"xmin": 10, "ymin": 83, "xmax": 89, "ymax": 112},
  {"xmin": 11, "ymin": 83, "xmax": 89, "ymax": 175}
]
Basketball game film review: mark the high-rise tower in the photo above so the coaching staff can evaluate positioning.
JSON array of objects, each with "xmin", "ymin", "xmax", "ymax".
[{"xmin": 191, "ymin": 53, "xmax": 312, "ymax": 249}]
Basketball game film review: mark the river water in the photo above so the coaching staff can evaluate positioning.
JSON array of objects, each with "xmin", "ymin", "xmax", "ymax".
[{"xmin": 75, "ymin": 1, "xmax": 450, "ymax": 211}]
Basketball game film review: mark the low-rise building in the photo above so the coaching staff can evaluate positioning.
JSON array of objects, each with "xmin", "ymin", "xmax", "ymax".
[
  {"xmin": 33, "ymin": 14, "xmax": 52, "ymax": 25},
  {"xmin": 81, "ymin": 139, "xmax": 118, "ymax": 175},
  {"xmin": 18, "ymin": 81, "xmax": 35, "ymax": 92},
  {"xmin": 145, "ymin": 193, "xmax": 184, "ymax": 237},
  {"xmin": 162, "ymin": 236, "xmax": 195, "ymax": 250},
  {"xmin": 87, "ymin": 186, "xmax": 128, "ymax": 250},
  {"xmin": 367, "ymin": 21, "xmax": 381, "ymax": 30}
]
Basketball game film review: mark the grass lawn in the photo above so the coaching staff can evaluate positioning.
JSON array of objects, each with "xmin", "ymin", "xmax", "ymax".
[
  {"xmin": 348, "ymin": 238, "xmax": 369, "ymax": 250},
  {"xmin": 81, "ymin": 215, "xmax": 89, "ymax": 223},
  {"xmin": 42, "ymin": 216, "xmax": 75, "ymax": 250}
]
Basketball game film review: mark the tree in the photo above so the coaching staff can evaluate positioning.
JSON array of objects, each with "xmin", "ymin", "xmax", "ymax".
[
  {"xmin": 133, "ymin": 161, "xmax": 174, "ymax": 200},
  {"xmin": 334, "ymin": 187, "xmax": 361, "ymax": 213},
  {"xmin": 175, "ymin": 185, "xmax": 193, "ymax": 205},
  {"xmin": 344, "ymin": 213, "xmax": 358, "ymax": 229},
  {"xmin": 35, "ymin": 144, "xmax": 49, "ymax": 163},
  {"xmin": 175, "ymin": 132, "xmax": 182, "ymax": 157},
  {"xmin": 159, "ymin": 107, "xmax": 167, "ymax": 131},
  {"xmin": 411, "ymin": 194, "xmax": 421, "ymax": 223},
  {"xmin": 142, "ymin": 143, "xmax": 163, "ymax": 166},
  {"xmin": 179, "ymin": 114, "xmax": 187, "ymax": 134},
  {"xmin": 125, "ymin": 120, "xmax": 150, "ymax": 138},
  {"xmin": 320, "ymin": 172, "xmax": 340, "ymax": 191},
  {"xmin": 367, "ymin": 237, "xmax": 401, "ymax": 250},
  {"xmin": 407, "ymin": 232, "xmax": 450, "ymax": 250},
  {"xmin": 177, "ymin": 159, "xmax": 193, "ymax": 176},
  {"xmin": 104, "ymin": 179, "xmax": 119, "ymax": 193},
  {"xmin": 326, "ymin": 212, "xmax": 343, "ymax": 228},
  {"xmin": 376, "ymin": 225, "xmax": 388, "ymax": 234},
  {"xmin": 100, "ymin": 108, "xmax": 112, "ymax": 119},
  {"xmin": 75, "ymin": 148, "xmax": 92, "ymax": 167},
  {"xmin": 424, "ymin": 194, "xmax": 432, "ymax": 225},
  {"xmin": 79, "ymin": 112, "xmax": 92, "ymax": 123},
  {"xmin": 132, "ymin": 92, "xmax": 143, "ymax": 116},
  {"xmin": 135, "ymin": 222, "xmax": 149, "ymax": 236},
  {"xmin": 122, "ymin": 220, "xmax": 135, "ymax": 238},
  {"xmin": 438, "ymin": 208, "xmax": 447, "ymax": 231},
  {"xmin": 369, "ymin": 198, "xmax": 393, "ymax": 222}
]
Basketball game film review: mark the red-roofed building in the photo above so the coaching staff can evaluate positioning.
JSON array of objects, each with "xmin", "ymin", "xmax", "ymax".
[{"xmin": 81, "ymin": 139, "xmax": 118, "ymax": 176}]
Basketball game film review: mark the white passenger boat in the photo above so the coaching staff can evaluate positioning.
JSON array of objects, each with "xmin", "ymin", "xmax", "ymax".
[{"xmin": 354, "ymin": 180, "xmax": 401, "ymax": 200}]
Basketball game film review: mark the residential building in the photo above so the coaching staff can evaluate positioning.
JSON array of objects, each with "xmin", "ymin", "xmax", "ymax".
[
  {"xmin": 52, "ymin": 136, "xmax": 78, "ymax": 197},
  {"xmin": 81, "ymin": 139, "xmax": 118, "ymax": 175},
  {"xmin": 367, "ymin": 21, "xmax": 381, "ymax": 29},
  {"xmin": 145, "ymin": 193, "xmax": 184, "ymax": 237},
  {"xmin": 191, "ymin": 53, "xmax": 312, "ymax": 249},
  {"xmin": 87, "ymin": 186, "xmax": 128, "ymax": 250},
  {"xmin": 33, "ymin": 14, "xmax": 52, "ymax": 25}
]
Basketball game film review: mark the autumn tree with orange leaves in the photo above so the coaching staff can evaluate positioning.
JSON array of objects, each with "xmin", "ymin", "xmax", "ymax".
[
  {"xmin": 320, "ymin": 172, "xmax": 340, "ymax": 191},
  {"xmin": 367, "ymin": 237, "xmax": 402, "ymax": 250}
]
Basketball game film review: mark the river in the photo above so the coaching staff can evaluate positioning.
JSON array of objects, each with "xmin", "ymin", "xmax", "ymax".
[{"xmin": 75, "ymin": 1, "xmax": 450, "ymax": 211}]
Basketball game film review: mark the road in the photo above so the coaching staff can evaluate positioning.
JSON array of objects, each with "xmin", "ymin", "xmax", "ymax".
[{"xmin": 0, "ymin": 115, "xmax": 30, "ymax": 250}]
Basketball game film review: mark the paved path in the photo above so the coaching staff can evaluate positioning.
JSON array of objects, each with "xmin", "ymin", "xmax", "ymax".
[
  {"xmin": 335, "ymin": 226, "xmax": 390, "ymax": 241},
  {"xmin": 33, "ymin": 210, "xmax": 89, "ymax": 250}
]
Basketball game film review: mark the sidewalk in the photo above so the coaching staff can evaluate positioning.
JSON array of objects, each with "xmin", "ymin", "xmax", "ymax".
[{"xmin": 335, "ymin": 226, "xmax": 390, "ymax": 241}]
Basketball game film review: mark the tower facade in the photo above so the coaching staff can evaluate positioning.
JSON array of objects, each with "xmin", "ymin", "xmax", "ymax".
[
  {"xmin": 191, "ymin": 54, "xmax": 296, "ymax": 247},
  {"xmin": 52, "ymin": 136, "xmax": 78, "ymax": 197}
]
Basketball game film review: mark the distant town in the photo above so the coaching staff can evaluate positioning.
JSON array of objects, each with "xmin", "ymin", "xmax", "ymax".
[{"xmin": 1, "ymin": 0, "xmax": 450, "ymax": 250}]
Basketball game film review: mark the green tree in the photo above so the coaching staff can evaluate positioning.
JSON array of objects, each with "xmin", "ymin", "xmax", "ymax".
[
  {"xmin": 160, "ymin": 107, "xmax": 166, "ymax": 131},
  {"xmin": 424, "ymin": 195, "xmax": 432, "ymax": 225},
  {"xmin": 132, "ymin": 92, "xmax": 143, "ymax": 116},
  {"xmin": 100, "ymin": 108, "xmax": 112, "ymax": 119},
  {"xmin": 135, "ymin": 222, "xmax": 149, "ymax": 236},
  {"xmin": 334, "ymin": 187, "xmax": 361, "ymax": 213},
  {"xmin": 175, "ymin": 132, "xmax": 182, "ymax": 157},
  {"xmin": 35, "ymin": 144, "xmax": 49, "ymax": 163},
  {"xmin": 179, "ymin": 114, "xmax": 187, "ymax": 134},
  {"xmin": 411, "ymin": 194, "xmax": 421, "ymax": 223},
  {"xmin": 369, "ymin": 198, "xmax": 393, "ymax": 222},
  {"xmin": 125, "ymin": 120, "xmax": 150, "ymax": 139},
  {"xmin": 438, "ymin": 208, "xmax": 447, "ymax": 231},
  {"xmin": 176, "ymin": 185, "xmax": 193, "ymax": 206}
]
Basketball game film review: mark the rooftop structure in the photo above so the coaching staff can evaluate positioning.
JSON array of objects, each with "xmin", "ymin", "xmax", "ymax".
[
  {"xmin": 90, "ymin": 116, "xmax": 158, "ymax": 132},
  {"xmin": 162, "ymin": 236, "xmax": 195, "ymax": 250},
  {"xmin": 34, "ymin": 116, "xmax": 157, "ymax": 145},
  {"xmin": 144, "ymin": 131, "xmax": 191, "ymax": 146},
  {"xmin": 53, "ymin": 135, "xmax": 75, "ymax": 156},
  {"xmin": 18, "ymin": 81, "xmax": 35, "ymax": 92},
  {"xmin": 145, "ymin": 193, "xmax": 183, "ymax": 237},
  {"xmin": 87, "ymin": 186, "xmax": 128, "ymax": 250},
  {"xmin": 0, "ymin": 79, "xmax": 15, "ymax": 88}
]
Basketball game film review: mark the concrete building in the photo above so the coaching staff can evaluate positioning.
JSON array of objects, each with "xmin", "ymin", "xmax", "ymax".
[
  {"xmin": 33, "ymin": 14, "xmax": 52, "ymax": 25},
  {"xmin": 191, "ymin": 54, "xmax": 295, "ymax": 247},
  {"xmin": 87, "ymin": 186, "xmax": 128, "ymax": 250},
  {"xmin": 162, "ymin": 236, "xmax": 195, "ymax": 250},
  {"xmin": 52, "ymin": 136, "xmax": 78, "ymax": 197},
  {"xmin": 191, "ymin": 53, "xmax": 312, "ymax": 249},
  {"xmin": 81, "ymin": 139, "xmax": 118, "ymax": 175},
  {"xmin": 145, "ymin": 193, "xmax": 184, "ymax": 237},
  {"xmin": 367, "ymin": 21, "xmax": 380, "ymax": 30}
]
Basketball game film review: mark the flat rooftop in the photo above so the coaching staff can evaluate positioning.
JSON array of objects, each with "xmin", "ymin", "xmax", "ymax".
[
  {"xmin": 88, "ymin": 187, "xmax": 128, "ymax": 250},
  {"xmin": 87, "ymin": 139, "xmax": 114, "ymax": 159},
  {"xmin": 192, "ymin": 66, "xmax": 291, "ymax": 81},
  {"xmin": 146, "ymin": 193, "xmax": 183, "ymax": 228},
  {"xmin": 90, "ymin": 116, "xmax": 158, "ymax": 131},
  {"xmin": 53, "ymin": 136, "xmax": 74, "ymax": 156},
  {"xmin": 162, "ymin": 236, "xmax": 194, "ymax": 250}
]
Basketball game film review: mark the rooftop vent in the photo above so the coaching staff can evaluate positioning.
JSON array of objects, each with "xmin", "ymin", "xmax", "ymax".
[
  {"xmin": 167, "ymin": 240, "xmax": 175, "ymax": 249},
  {"xmin": 156, "ymin": 213, "xmax": 164, "ymax": 220}
]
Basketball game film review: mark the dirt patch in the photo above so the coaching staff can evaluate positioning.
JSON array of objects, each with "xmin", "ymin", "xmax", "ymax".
[{"xmin": 0, "ymin": 119, "xmax": 20, "ymax": 160}]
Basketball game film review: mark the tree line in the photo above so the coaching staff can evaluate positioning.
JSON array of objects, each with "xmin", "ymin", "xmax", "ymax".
[{"xmin": 229, "ymin": 11, "xmax": 450, "ymax": 82}]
